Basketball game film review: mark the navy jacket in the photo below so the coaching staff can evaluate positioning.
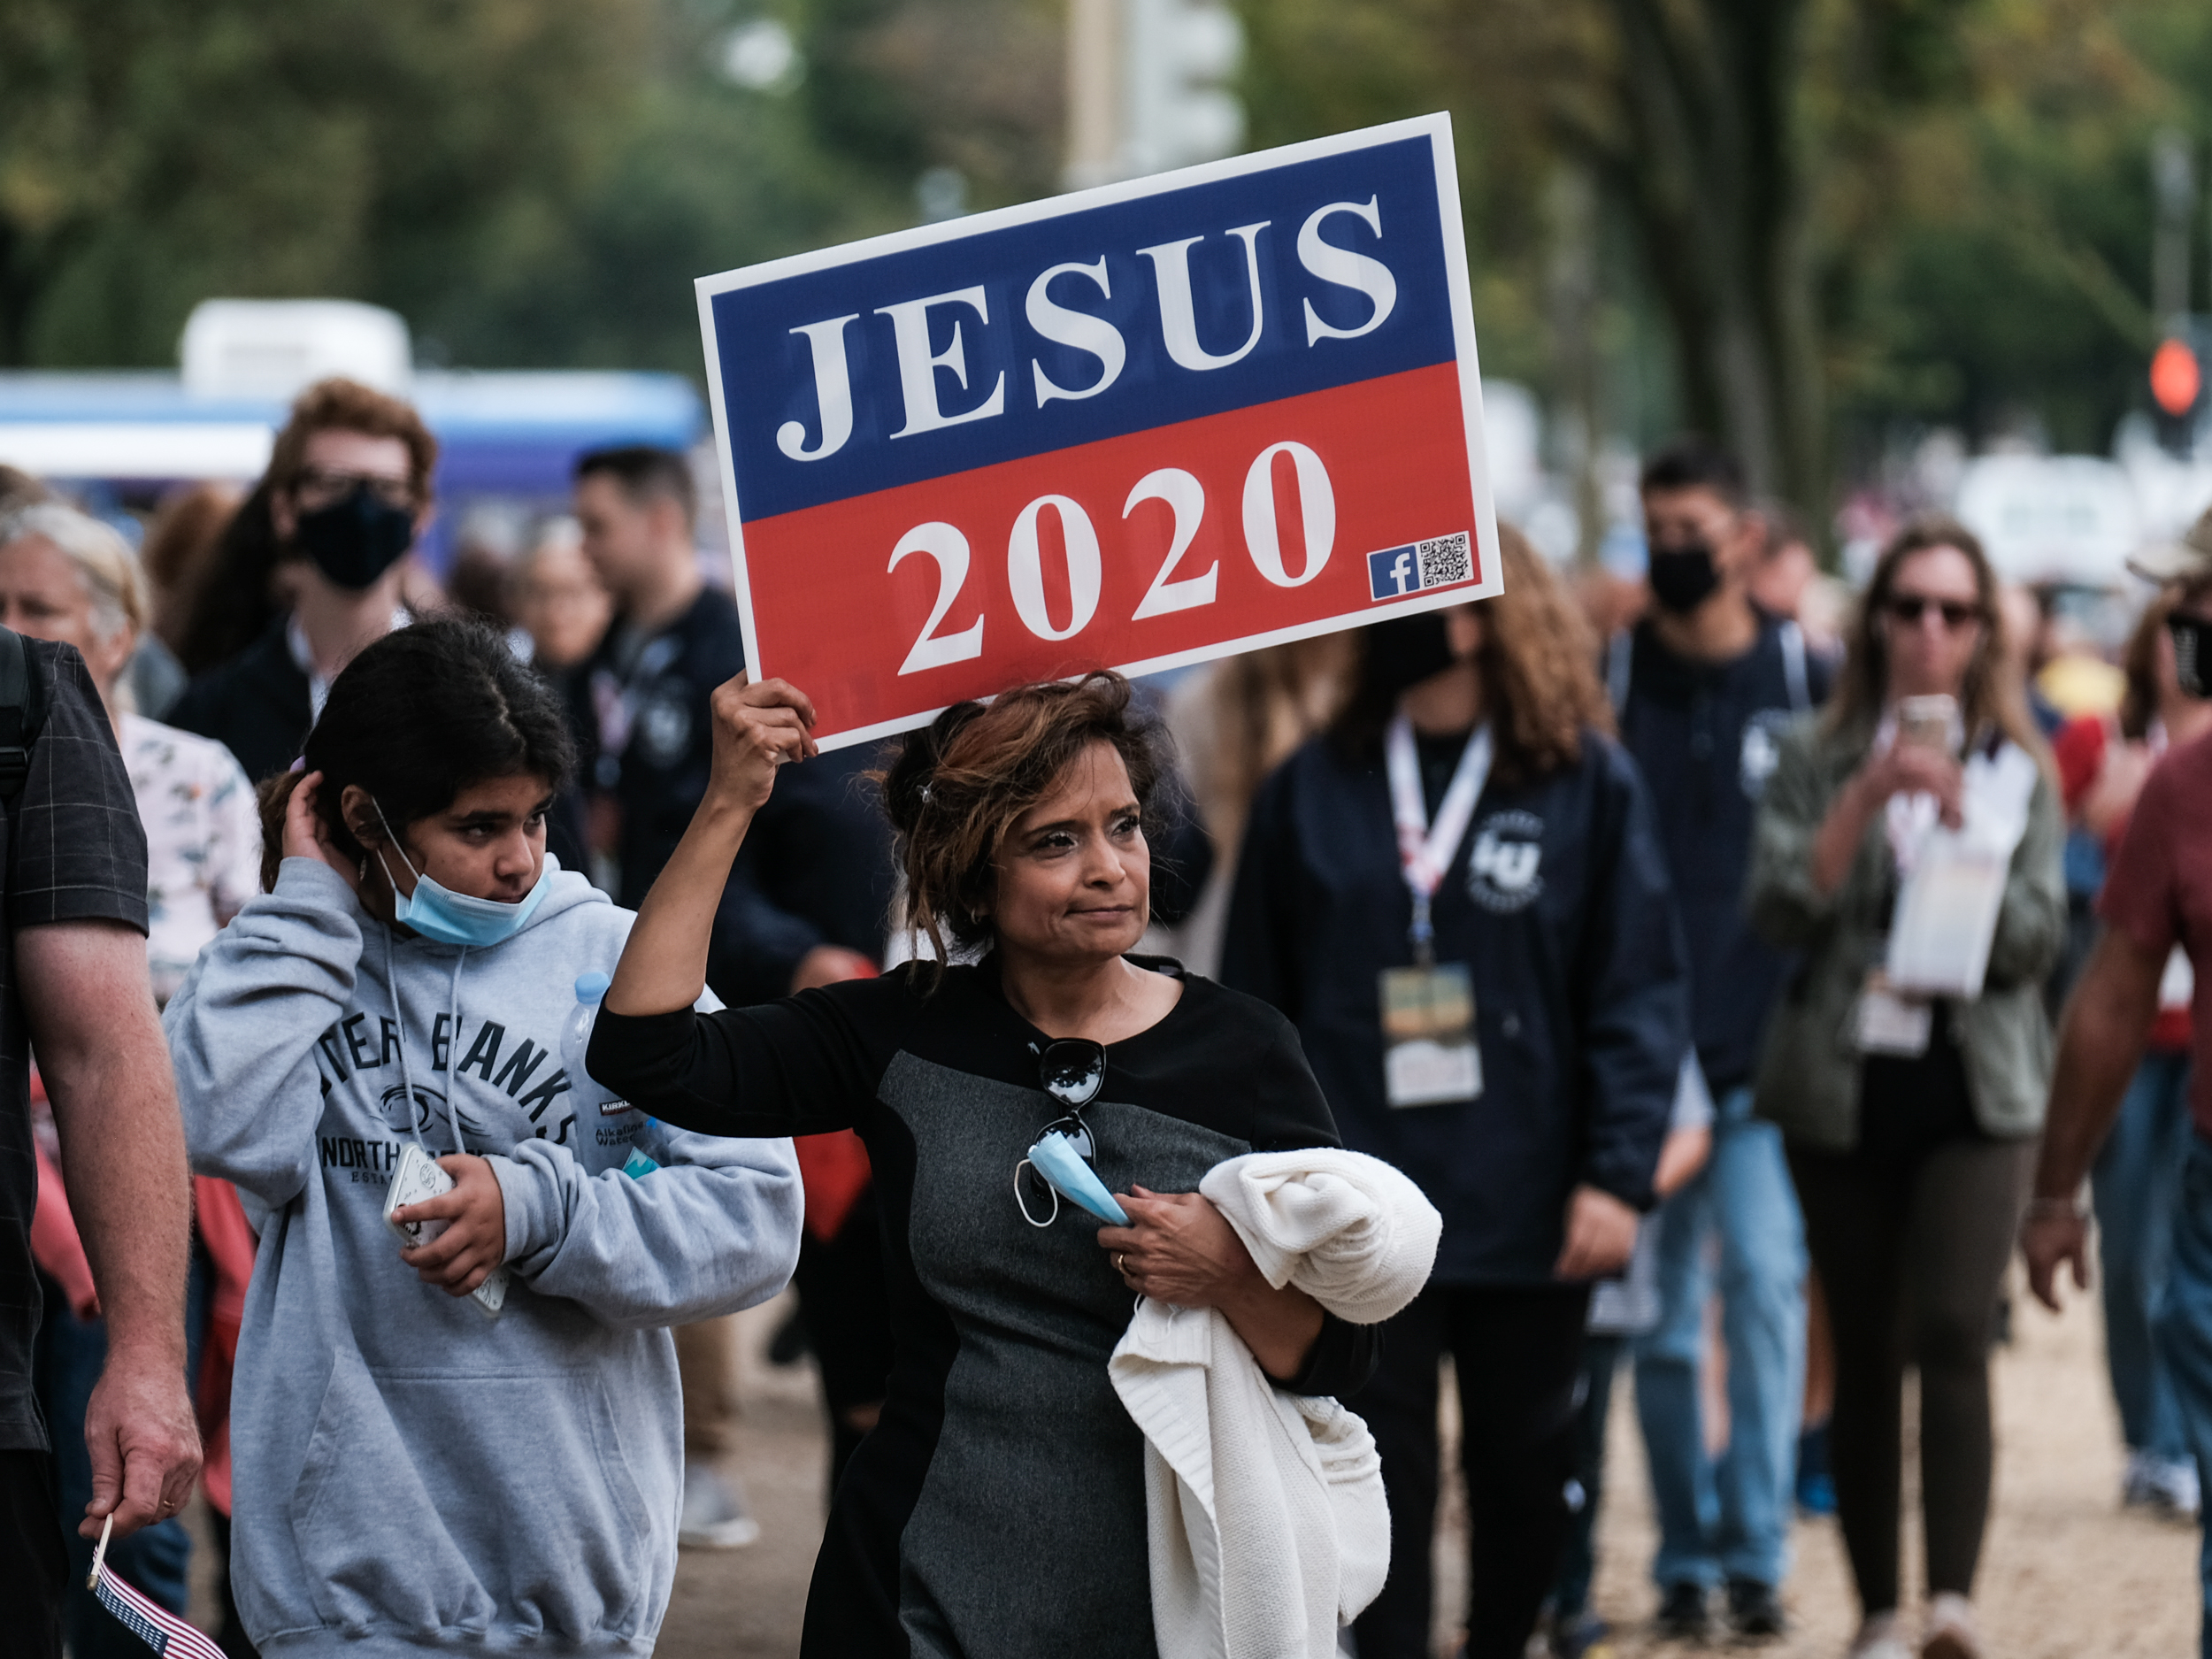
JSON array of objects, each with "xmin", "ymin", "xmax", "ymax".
[
  {"xmin": 577, "ymin": 584, "xmax": 876, "ymax": 1006},
  {"xmin": 714, "ymin": 741, "xmax": 901, "ymax": 1004},
  {"xmin": 1610, "ymin": 614, "xmax": 1831, "ymax": 1094},
  {"xmin": 169, "ymin": 617, "xmax": 311, "ymax": 785},
  {"xmin": 1223, "ymin": 728, "xmax": 1688, "ymax": 1285}
]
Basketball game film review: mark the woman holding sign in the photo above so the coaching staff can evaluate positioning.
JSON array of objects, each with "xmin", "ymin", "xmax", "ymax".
[
  {"xmin": 588, "ymin": 667, "xmax": 1384, "ymax": 1659},
  {"xmin": 1221, "ymin": 526, "xmax": 1691, "ymax": 1659},
  {"xmin": 1746, "ymin": 518, "xmax": 2062, "ymax": 1659}
]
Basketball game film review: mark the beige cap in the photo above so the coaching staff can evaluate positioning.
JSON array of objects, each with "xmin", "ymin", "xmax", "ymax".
[{"xmin": 2130, "ymin": 503, "xmax": 2212, "ymax": 584}]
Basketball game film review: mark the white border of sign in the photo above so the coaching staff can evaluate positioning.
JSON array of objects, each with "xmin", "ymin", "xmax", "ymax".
[{"xmin": 695, "ymin": 111, "xmax": 1496, "ymax": 751}]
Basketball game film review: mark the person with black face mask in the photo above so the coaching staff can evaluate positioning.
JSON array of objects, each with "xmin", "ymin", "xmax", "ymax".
[
  {"xmin": 1223, "ymin": 526, "xmax": 1688, "ymax": 1659},
  {"xmin": 170, "ymin": 378, "xmax": 434, "ymax": 785},
  {"xmin": 1604, "ymin": 438, "xmax": 1833, "ymax": 1642}
]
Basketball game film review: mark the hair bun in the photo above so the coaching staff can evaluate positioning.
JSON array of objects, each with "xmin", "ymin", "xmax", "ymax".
[{"xmin": 883, "ymin": 701, "xmax": 984, "ymax": 835}]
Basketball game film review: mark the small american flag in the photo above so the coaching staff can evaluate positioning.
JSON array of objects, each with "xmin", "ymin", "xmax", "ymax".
[{"xmin": 87, "ymin": 1514, "xmax": 227, "ymax": 1659}]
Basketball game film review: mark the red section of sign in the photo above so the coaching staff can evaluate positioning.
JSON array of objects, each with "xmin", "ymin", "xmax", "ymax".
[
  {"xmin": 2154, "ymin": 337, "xmax": 2203, "ymax": 417},
  {"xmin": 741, "ymin": 361, "xmax": 1479, "ymax": 743}
]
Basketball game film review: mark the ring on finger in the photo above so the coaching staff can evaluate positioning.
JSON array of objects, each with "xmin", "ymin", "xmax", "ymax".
[{"xmin": 1113, "ymin": 1252, "xmax": 1127, "ymax": 1275}]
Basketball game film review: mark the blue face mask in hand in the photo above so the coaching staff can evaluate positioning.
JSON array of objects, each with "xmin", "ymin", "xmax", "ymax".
[{"xmin": 372, "ymin": 803, "xmax": 551, "ymax": 948}]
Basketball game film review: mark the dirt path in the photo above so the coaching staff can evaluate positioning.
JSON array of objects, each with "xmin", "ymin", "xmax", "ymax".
[
  {"xmin": 1434, "ymin": 1271, "xmax": 2200, "ymax": 1658},
  {"xmin": 186, "ymin": 1280, "xmax": 2200, "ymax": 1656}
]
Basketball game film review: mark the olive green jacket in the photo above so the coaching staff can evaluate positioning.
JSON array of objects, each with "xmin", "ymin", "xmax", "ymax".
[{"xmin": 1745, "ymin": 715, "xmax": 2066, "ymax": 1153}]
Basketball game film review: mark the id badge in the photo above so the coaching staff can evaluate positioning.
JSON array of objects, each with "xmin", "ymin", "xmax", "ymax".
[
  {"xmin": 1380, "ymin": 963, "xmax": 1483, "ymax": 1107},
  {"xmin": 1855, "ymin": 972, "xmax": 1932, "ymax": 1057}
]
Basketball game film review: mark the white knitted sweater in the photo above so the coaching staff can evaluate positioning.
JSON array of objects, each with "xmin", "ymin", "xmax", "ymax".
[{"xmin": 1108, "ymin": 1148, "xmax": 1440, "ymax": 1659}]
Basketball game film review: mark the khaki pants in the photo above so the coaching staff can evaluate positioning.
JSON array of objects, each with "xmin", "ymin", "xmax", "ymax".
[{"xmin": 674, "ymin": 1315, "xmax": 740, "ymax": 1456}]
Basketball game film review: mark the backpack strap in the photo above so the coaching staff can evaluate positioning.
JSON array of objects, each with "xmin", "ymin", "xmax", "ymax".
[
  {"xmin": 0, "ymin": 627, "xmax": 42, "ymax": 802},
  {"xmin": 1779, "ymin": 619, "xmax": 1810, "ymax": 714}
]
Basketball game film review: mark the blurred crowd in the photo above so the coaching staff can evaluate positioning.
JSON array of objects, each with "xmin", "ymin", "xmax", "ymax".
[{"xmin": 6, "ymin": 373, "xmax": 2212, "ymax": 1659}]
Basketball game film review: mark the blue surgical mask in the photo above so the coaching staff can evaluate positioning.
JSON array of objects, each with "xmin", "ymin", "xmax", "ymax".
[{"xmin": 372, "ymin": 803, "xmax": 551, "ymax": 948}]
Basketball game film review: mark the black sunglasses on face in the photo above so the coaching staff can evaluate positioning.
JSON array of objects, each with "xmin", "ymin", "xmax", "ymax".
[{"xmin": 1886, "ymin": 593, "xmax": 1982, "ymax": 631}]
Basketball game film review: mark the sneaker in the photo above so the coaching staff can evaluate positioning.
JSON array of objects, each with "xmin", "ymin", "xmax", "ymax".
[
  {"xmin": 1726, "ymin": 1578, "xmax": 1787, "ymax": 1640},
  {"xmin": 2122, "ymin": 1449, "xmax": 2201, "ymax": 1518},
  {"xmin": 679, "ymin": 1458, "xmax": 762, "ymax": 1548},
  {"xmin": 1655, "ymin": 1581, "xmax": 1709, "ymax": 1641},
  {"xmin": 1920, "ymin": 1593, "xmax": 1980, "ymax": 1659},
  {"xmin": 1797, "ymin": 1423, "xmax": 1838, "ymax": 1517},
  {"xmin": 1848, "ymin": 1611, "xmax": 1910, "ymax": 1659}
]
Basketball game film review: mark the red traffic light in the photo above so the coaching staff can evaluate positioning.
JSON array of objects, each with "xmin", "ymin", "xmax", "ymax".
[{"xmin": 2153, "ymin": 336, "xmax": 2202, "ymax": 416}]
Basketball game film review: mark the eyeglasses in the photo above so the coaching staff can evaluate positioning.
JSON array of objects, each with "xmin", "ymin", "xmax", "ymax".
[
  {"xmin": 1014, "ymin": 1038, "xmax": 1108, "ymax": 1228},
  {"xmin": 294, "ymin": 467, "xmax": 416, "ymax": 513},
  {"xmin": 1886, "ymin": 593, "xmax": 1982, "ymax": 631}
]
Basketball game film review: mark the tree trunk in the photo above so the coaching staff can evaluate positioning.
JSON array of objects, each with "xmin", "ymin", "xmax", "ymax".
[{"xmin": 1591, "ymin": 0, "xmax": 1825, "ymax": 520}]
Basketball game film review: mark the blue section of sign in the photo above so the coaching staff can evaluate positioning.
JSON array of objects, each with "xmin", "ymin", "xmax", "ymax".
[
  {"xmin": 1367, "ymin": 544, "xmax": 1420, "ymax": 599},
  {"xmin": 710, "ymin": 135, "xmax": 1455, "ymax": 520}
]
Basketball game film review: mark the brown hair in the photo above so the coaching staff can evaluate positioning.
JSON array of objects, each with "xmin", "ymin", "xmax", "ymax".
[
  {"xmin": 878, "ymin": 672, "xmax": 1168, "ymax": 967},
  {"xmin": 1179, "ymin": 634, "xmax": 1353, "ymax": 859},
  {"xmin": 573, "ymin": 445, "xmax": 696, "ymax": 531},
  {"xmin": 0, "ymin": 465, "xmax": 50, "ymax": 515},
  {"xmin": 1333, "ymin": 523, "xmax": 1613, "ymax": 786},
  {"xmin": 141, "ymin": 482, "xmax": 243, "ymax": 650},
  {"xmin": 265, "ymin": 378, "xmax": 438, "ymax": 503},
  {"xmin": 2121, "ymin": 573, "xmax": 2212, "ymax": 740},
  {"xmin": 1826, "ymin": 515, "xmax": 2043, "ymax": 757},
  {"xmin": 173, "ymin": 378, "xmax": 437, "ymax": 672}
]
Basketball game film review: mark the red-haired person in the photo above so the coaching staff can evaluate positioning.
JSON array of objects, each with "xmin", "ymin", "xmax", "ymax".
[{"xmin": 170, "ymin": 377, "xmax": 438, "ymax": 782}]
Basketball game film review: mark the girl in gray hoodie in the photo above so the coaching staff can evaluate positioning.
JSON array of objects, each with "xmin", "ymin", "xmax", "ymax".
[{"xmin": 163, "ymin": 618, "xmax": 803, "ymax": 1657}]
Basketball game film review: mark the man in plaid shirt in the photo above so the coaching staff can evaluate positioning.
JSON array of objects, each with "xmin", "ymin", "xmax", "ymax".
[{"xmin": 0, "ymin": 621, "xmax": 201, "ymax": 1656}]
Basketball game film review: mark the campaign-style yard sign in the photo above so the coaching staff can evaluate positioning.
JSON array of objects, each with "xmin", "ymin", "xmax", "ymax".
[{"xmin": 696, "ymin": 111, "xmax": 1498, "ymax": 749}]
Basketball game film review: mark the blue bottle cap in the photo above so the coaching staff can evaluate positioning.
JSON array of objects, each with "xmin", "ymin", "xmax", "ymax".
[{"xmin": 575, "ymin": 971, "xmax": 611, "ymax": 1004}]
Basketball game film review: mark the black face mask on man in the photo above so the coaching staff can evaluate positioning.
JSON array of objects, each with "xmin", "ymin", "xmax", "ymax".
[
  {"xmin": 296, "ymin": 487, "xmax": 416, "ymax": 591},
  {"xmin": 1360, "ymin": 611, "xmax": 1461, "ymax": 709},
  {"xmin": 1646, "ymin": 541, "xmax": 1722, "ymax": 615},
  {"xmin": 2170, "ymin": 613, "xmax": 2212, "ymax": 699}
]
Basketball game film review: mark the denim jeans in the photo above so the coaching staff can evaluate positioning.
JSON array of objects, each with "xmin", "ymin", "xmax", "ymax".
[
  {"xmin": 1632, "ymin": 1085, "xmax": 1808, "ymax": 1591},
  {"xmin": 2151, "ymin": 1133, "xmax": 2212, "ymax": 1658},
  {"xmin": 2094, "ymin": 1049, "xmax": 2194, "ymax": 1462}
]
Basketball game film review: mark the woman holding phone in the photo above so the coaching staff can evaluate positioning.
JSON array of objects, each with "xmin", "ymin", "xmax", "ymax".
[
  {"xmin": 1746, "ymin": 518, "xmax": 2063, "ymax": 1659},
  {"xmin": 588, "ymin": 669, "xmax": 1377, "ymax": 1659}
]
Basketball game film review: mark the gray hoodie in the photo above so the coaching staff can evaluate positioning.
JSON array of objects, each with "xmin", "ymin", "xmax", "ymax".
[{"xmin": 165, "ymin": 856, "xmax": 803, "ymax": 1656}]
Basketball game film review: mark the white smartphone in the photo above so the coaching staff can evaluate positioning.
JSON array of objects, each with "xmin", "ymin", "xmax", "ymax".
[{"xmin": 381, "ymin": 1141, "xmax": 509, "ymax": 1318}]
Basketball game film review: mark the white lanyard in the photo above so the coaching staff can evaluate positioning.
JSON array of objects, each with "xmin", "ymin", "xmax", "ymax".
[{"xmin": 1385, "ymin": 714, "xmax": 1493, "ymax": 961}]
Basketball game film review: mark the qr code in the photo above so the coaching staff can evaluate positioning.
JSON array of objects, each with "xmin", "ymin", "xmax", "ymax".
[{"xmin": 1417, "ymin": 533, "xmax": 1472, "ymax": 588}]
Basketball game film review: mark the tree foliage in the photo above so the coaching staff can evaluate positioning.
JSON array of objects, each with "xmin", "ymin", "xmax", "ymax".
[
  {"xmin": 6, "ymin": 0, "xmax": 2212, "ymax": 498},
  {"xmin": 1246, "ymin": 0, "xmax": 2212, "ymax": 503},
  {"xmin": 0, "ymin": 0, "xmax": 651, "ymax": 365}
]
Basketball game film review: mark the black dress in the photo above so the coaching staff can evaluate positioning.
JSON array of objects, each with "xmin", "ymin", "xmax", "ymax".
[{"xmin": 588, "ymin": 955, "xmax": 1374, "ymax": 1659}]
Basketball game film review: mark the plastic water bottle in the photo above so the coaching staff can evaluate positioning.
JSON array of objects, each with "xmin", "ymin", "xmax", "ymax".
[
  {"xmin": 564, "ymin": 971, "xmax": 662, "ymax": 1179},
  {"xmin": 562, "ymin": 971, "xmax": 612, "ymax": 1095}
]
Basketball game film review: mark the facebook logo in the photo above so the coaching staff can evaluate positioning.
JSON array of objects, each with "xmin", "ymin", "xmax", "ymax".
[{"xmin": 1367, "ymin": 544, "xmax": 1420, "ymax": 600}]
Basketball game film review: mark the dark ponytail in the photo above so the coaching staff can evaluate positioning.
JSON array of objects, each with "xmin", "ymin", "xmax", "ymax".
[{"xmin": 256, "ymin": 617, "xmax": 575, "ymax": 889}]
